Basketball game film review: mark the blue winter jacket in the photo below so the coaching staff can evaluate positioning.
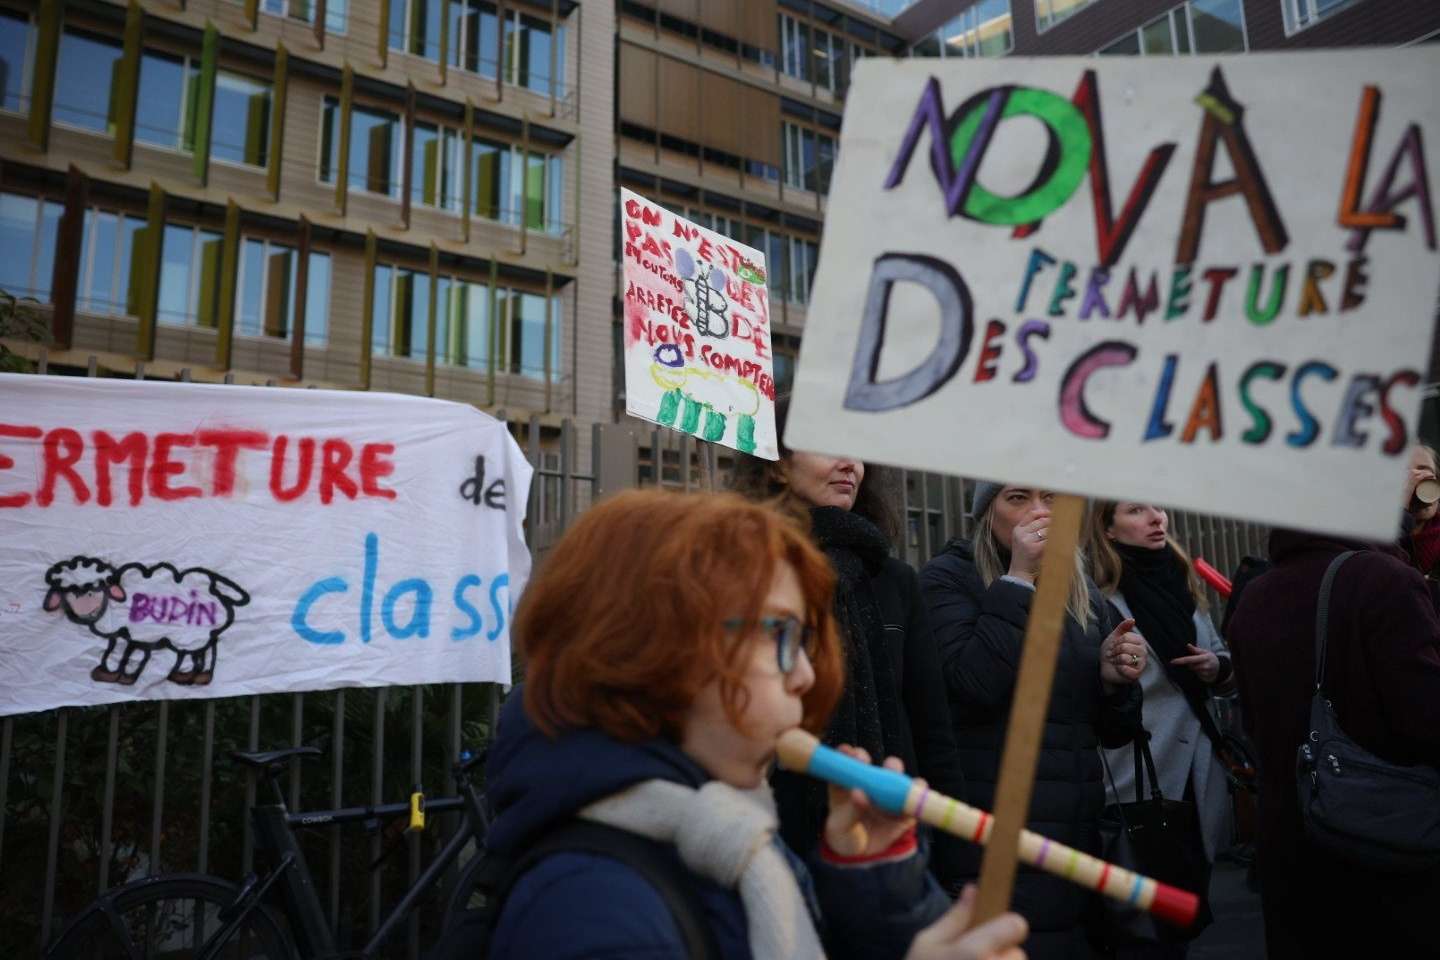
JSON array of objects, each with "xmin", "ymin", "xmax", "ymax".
[{"xmin": 486, "ymin": 691, "xmax": 952, "ymax": 960}]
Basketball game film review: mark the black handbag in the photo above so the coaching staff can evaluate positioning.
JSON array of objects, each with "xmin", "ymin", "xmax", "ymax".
[
  {"xmin": 1095, "ymin": 732, "xmax": 1213, "ymax": 945},
  {"xmin": 1295, "ymin": 551, "xmax": 1440, "ymax": 872}
]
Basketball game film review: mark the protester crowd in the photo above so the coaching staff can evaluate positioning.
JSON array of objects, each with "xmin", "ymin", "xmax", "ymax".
[{"xmin": 459, "ymin": 405, "xmax": 1440, "ymax": 960}]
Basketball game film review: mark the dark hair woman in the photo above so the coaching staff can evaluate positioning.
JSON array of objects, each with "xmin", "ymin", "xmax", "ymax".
[
  {"xmin": 483, "ymin": 489, "xmax": 1029, "ymax": 960},
  {"xmin": 731, "ymin": 395, "xmax": 970, "ymax": 892},
  {"xmin": 920, "ymin": 483, "xmax": 1145, "ymax": 960},
  {"xmin": 1087, "ymin": 500, "xmax": 1237, "ymax": 957}
]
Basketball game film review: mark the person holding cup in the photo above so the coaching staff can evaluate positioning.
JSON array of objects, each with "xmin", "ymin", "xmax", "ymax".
[{"xmin": 1404, "ymin": 444, "xmax": 1440, "ymax": 586}]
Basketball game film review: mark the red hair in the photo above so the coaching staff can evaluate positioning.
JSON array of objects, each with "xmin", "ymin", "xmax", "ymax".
[{"xmin": 517, "ymin": 489, "xmax": 843, "ymax": 742}]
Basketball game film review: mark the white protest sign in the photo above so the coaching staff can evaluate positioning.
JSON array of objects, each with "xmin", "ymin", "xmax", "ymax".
[
  {"xmin": 787, "ymin": 52, "xmax": 1440, "ymax": 539},
  {"xmin": 0, "ymin": 375, "xmax": 532, "ymax": 716},
  {"xmin": 620, "ymin": 187, "xmax": 779, "ymax": 459}
]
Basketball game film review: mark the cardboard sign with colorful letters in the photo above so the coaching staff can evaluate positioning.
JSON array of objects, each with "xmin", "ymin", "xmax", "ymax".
[
  {"xmin": 0, "ymin": 375, "xmax": 532, "ymax": 717},
  {"xmin": 620, "ymin": 187, "xmax": 780, "ymax": 459},
  {"xmin": 786, "ymin": 52, "xmax": 1440, "ymax": 539}
]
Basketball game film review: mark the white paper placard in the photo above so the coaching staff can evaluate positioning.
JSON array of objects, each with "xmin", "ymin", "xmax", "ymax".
[
  {"xmin": 787, "ymin": 52, "xmax": 1440, "ymax": 539},
  {"xmin": 0, "ymin": 375, "xmax": 532, "ymax": 716},
  {"xmin": 620, "ymin": 187, "xmax": 779, "ymax": 459}
]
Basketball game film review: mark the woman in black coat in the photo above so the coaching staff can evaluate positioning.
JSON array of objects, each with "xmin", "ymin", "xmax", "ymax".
[
  {"xmin": 920, "ymin": 482, "xmax": 1146, "ymax": 960},
  {"xmin": 733, "ymin": 396, "xmax": 969, "ymax": 891}
]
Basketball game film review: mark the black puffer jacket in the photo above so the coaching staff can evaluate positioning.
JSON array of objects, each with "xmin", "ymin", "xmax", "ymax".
[{"xmin": 920, "ymin": 539, "xmax": 1142, "ymax": 960}]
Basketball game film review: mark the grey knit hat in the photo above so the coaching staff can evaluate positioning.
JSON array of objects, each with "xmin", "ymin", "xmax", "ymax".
[{"xmin": 970, "ymin": 481, "xmax": 1003, "ymax": 520}]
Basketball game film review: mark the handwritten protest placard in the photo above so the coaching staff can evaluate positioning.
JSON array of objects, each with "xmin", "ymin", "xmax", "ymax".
[
  {"xmin": 620, "ymin": 188, "xmax": 779, "ymax": 459},
  {"xmin": 0, "ymin": 375, "xmax": 532, "ymax": 716},
  {"xmin": 786, "ymin": 52, "xmax": 1440, "ymax": 539}
]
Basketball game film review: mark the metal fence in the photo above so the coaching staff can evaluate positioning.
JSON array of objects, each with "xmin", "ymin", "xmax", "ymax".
[{"xmin": 0, "ymin": 353, "xmax": 1268, "ymax": 956}]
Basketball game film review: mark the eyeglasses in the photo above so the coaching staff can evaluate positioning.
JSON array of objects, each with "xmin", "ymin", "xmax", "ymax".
[{"xmin": 724, "ymin": 616, "xmax": 817, "ymax": 674}]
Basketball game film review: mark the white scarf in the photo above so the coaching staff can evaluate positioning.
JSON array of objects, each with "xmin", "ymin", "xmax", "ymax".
[{"xmin": 580, "ymin": 779, "xmax": 825, "ymax": 960}]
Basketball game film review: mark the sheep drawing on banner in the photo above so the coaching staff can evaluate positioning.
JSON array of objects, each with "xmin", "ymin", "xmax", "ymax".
[{"xmin": 42, "ymin": 557, "xmax": 251, "ymax": 687}]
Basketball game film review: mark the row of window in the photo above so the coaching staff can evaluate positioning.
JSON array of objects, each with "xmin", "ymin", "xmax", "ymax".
[
  {"xmin": 1099, "ymin": 0, "xmax": 1247, "ymax": 56},
  {"xmin": 779, "ymin": 14, "xmax": 872, "ymax": 95},
  {"xmin": 317, "ymin": 97, "xmax": 564, "ymax": 232},
  {"xmin": 782, "ymin": 122, "xmax": 835, "ymax": 196},
  {"xmin": 0, "ymin": 189, "xmax": 560, "ymax": 378},
  {"xmin": 911, "ymin": 0, "xmax": 1014, "ymax": 59},
  {"xmin": 371, "ymin": 265, "xmax": 559, "ymax": 376},
  {"xmin": 0, "ymin": 16, "xmax": 567, "ymax": 233},
  {"xmin": 387, "ymin": 0, "xmax": 567, "ymax": 97},
  {"xmin": 1040, "ymin": 0, "xmax": 1358, "ymax": 36}
]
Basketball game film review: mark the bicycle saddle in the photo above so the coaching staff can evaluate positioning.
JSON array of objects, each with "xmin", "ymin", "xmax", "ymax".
[{"xmin": 231, "ymin": 746, "xmax": 322, "ymax": 769}]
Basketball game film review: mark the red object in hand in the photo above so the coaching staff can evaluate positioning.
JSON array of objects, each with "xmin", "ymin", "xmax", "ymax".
[{"xmin": 1194, "ymin": 558, "xmax": 1232, "ymax": 598}]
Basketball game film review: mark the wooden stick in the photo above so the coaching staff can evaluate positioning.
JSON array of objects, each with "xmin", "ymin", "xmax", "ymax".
[
  {"xmin": 776, "ymin": 729, "xmax": 1198, "ymax": 929},
  {"xmin": 973, "ymin": 493, "xmax": 1085, "ymax": 924}
]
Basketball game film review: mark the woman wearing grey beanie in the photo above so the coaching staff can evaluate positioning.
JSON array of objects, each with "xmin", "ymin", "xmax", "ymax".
[{"xmin": 919, "ymin": 483, "xmax": 1146, "ymax": 960}]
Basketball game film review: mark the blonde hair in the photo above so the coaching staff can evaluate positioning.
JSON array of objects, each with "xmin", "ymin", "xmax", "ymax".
[
  {"xmin": 973, "ymin": 502, "xmax": 1093, "ymax": 632},
  {"xmin": 1086, "ymin": 501, "xmax": 1209, "ymax": 610}
]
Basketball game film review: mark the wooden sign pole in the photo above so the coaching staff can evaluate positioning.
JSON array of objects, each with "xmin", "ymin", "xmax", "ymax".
[{"xmin": 970, "ymin": 493, "xmax": 1086, "ymax": 925}]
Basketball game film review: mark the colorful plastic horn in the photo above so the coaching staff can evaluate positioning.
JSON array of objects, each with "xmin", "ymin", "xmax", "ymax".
[
  {"xmin": 775, "ymin": 729, "xmax": 1199, "ymax": 929},
  {"xmin": 1193, "ymin": 558, "xmax": 1232, "ymax": 598}
]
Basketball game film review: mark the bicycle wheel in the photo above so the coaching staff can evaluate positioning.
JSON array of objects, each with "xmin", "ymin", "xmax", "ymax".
[
  {"xmin": 46, "ymin": 873, "xmax": 295, "ymax": 960},
  {"xmin": 441, "ymin": 848, "xmax": 492, "ymax": 934}
]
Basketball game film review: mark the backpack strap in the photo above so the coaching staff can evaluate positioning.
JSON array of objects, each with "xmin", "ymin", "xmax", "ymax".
[
  {"xmin": 500, "ymin": 819, "xmax": 722, "ymax": 960},
  {"xmin": 1314, "ymin": 551, "xmax": 1357, "ymax": 694}
]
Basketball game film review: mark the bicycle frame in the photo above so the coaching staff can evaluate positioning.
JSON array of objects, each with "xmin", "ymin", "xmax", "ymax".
[{"xmin": 202, "ymin": 768, "xmax": 489, "ymax": 960}]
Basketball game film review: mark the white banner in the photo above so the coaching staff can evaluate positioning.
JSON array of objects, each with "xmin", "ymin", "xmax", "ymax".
[
  {"xmin": 621, "ymin": 188, "xmax": 780, "ymax": 459},
  {"xmin": 787, "ymin": 52, "xmax": 1440, "ymax": 539},
  {"xmin": 0, "ymin": 375, "xmax": 532, "ymax": 716}
]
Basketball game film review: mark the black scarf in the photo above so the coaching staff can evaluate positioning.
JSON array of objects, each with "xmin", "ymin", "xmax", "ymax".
[
  {"xmin": 1114, "ymin": 541, "xmax": 1211, "ymax": 706},
  {"xmin": 808, "ymin": 506, "xmax": 908, "ymax": 765}
]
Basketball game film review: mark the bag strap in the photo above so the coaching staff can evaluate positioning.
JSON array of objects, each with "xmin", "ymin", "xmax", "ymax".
[
  {"xmin": 1314, "ymin": 551, "xmax": 1357, "ymax": 694},
  {"xmin": 1134, "ymin": 730, "xmax": 1163, "ymax": 802},
  {"xmin": 500, "ymin": 820, "xmax": 722, "ymax": 960}
]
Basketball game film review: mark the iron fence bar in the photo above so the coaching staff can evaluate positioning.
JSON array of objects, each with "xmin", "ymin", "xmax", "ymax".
[
  {"xmin": 290, "ymin": 693, "xmax": 304, "ymax": 810},
  {"xmin": 409, "ymin": 686, "xmax": 424, "ymax": 960},
  {"xmin": 561, "ymin": 418, "xmax": 574, "ymax": 528},
  {"xmin": 330, "ymin": 689, "xmax": 345, "ymax": 928},
  {"xmin": 39, "ymin": 709, "xmax": 68, "ymax": 948},
  {"xmin": 528, "ymin": 415, "xmax": 542, "ymax": 533},
  {"xmin": 370, "ymin": 688, "xmax": 387, "ymax": 935},
  {"xmin": 198, "ymin": 701, "xmax": 216, "ymax": 874},
  {"xmin": 97, "ymin": 706, "xmax": 119, "ymax": 893},
  {"xmin": 243, "ymin": 695, "xmax": 260, "ymax": 874},
  {"xmin": 0, "ymin": 716, "xmax": 11, "ymax": 875},
  {"xmin": 149, "ymin": 701, "xmax": 169, "ymax": 876},
  {"xmin": 919, "ymin": 471, "xmax": 932, "ymax": 564}
]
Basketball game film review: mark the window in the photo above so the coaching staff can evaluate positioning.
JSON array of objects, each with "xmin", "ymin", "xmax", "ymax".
[
  {"xmin": 470, "ymin": 138, "xmax": 564, "ymax": 232},
  {"xmin": 472, "ymin": 137, "xmax": 512, "ymax": 222},
  {"xmin": 1, "ymin": 10, "xmax": 32, "ymax": 114},
  {"xmin": 158, "ymin": 223, "xmax": 224, "ymax": 329},
  {"xmin": 780, "ymin": 15, "xmax": 810, "ymax": 82},
  {"xmin": 135, "ymin": 50, "xmax": 197, "ymax": 152},
  {"xmin": 236, "ymin": 238, "xmax": 330, "ymax": 344},
  {"xmin": 212, "ymin": 72, "xmax": 273, "ymax": 168},
  {"xmin": 922, "ymin": 0, "xmax": 1012, "ymax": 58},
  {"xmin": 371, "ymin": 264, "xmax": 560, "ymax": 378},
  {"xmin": 54, "ymin": 28, "xmax": 122, "ymax": 133},
  {"xmin": 411, "ymin": 121, "xmax": 465, "ymax": 212},
  {"xmin": 1100, "ymin": 1, "xmax": 1246, "ymax": 55},
  {"xmin": 390, "ymin": 0, "xmax": 444, "ymax": 61},
  {"xmin": 452, "ymin": 0, "xmax": 501, "ymax": 79},
  {"xmin": 784, "ymin": 123, "xmax": 835, "ymax": 195},
  {"xmin": 320, "ymin": 96, "xmax": 401, "ymax": 198},
  {"xmin": 788, "ymin": 236, "xmax": 818, "ymax": 306},
  {"xmin": 1282, "ymin": 0, "xmax": 1364, "ymax": 34},
  {"xmin": 0, "ymin": 192, "xmax": 63, "ymax": 301},
  {"xmin": 1036, "ymin": 0, "xmax": 1100, "ymax": 32},
  {"xmin": 504, "ymin": 10, "xmax": 566, "ymax": 96},
  {"xmin": 79, "ymin": 209, "xmax": 145, "ymax": 315},
  {"xmin": 256, "ymin": 0, "xmax": 348, "ymax": 34}
]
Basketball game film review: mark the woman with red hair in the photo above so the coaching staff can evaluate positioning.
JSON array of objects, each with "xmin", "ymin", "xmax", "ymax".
[{"xmin": 483, "ymin": 489, "xmax": 1028, "ymax": 960}]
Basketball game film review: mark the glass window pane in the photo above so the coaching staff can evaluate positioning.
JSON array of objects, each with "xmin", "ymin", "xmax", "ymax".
[
  {"xmin": 120, "ymin": 216, "xmax": 143, "ymax": 315},
  {"xmin": 466, "ymin": 0, "xmax": 499, "ymax": 78},
  {"xmin": 975, "ymin": 0, "xmax": 1013, "ymax": 56},
  {"xmin": 320, "ymin": 97, "xmax": 339, "ymax": 182},
  {"xmin": 136, "ymin": 51, "xmax": 188, "ymax": 149},
  {"xmin": 238, "ymin": 237, "xmax": 264, "ymax": 336},
  {"xmin": 413, "ymin": 121, "xmax": 441, "ymax": 207},
  {"xmin": 262, "ymin": 244, "xmax": 295, "ymax": 337},
  {"xmin": 55, "ymin": 29, "xmax": 122, "ymax": 132},
  {"xmin": 326, "ymin": 0, "xmax": 349, "ymax": 34},
  {"xmin": 83, "ymin": 211, "xmax": 118, "ymax": 313},
  {"xmin": 435, "ymin": 275, "xmax": 451, "ymax": 364},
  {"xmin": 195, "ymin": 230, "xmax": 223, "ymax": 329},
  {"xmin": 802, "ymin": 129, "xmax": 817, "ymax": 193},
  {"xmin": 524, "ymin": 152, "xmax": 546, "ymax": 230},
  {"xmin": 473, "ymin": 138, "xmax": 508, "ymax": 220},
  {"xmin": 1173, "ymin": 8, "xmax": 1191, "ymax": 53},
  {"xmin": 1100, "ymin": 31, "xmax": 1141, "ymax": 55},
  {"xmin": 0, "ymin": 192, "xmax": 39, "ymax": 298},
  {"xmin": 462, "ymin": 280, "xmax": 490, "ymax": 368},
  {"xmin": 305, "ymin": 252, "xmax": 330, "ymax": 345},
  {"xmin": 353, "ymin": 105, "xmax": 399, "ymax": 196},
  {"xmin": 1141, "ymin": 15, "xmax": 1175, "ymax": 55},
  {"xmin": 511, "ymin": 290, "xmax": 546, "ymax": 377},
  {"xmin": 816, "ymin": 135, "xmax": 835, "ymax": 195},
  {"xmin": 30, "ymin": 201, "xmax": 63, "ymax": 302},
  {"xmin": 546, "ymin": 155, "xmax": 563, "ymax": 234},
  {"xmin": 389, "ymin": 0, "xmax": 408, "ymax": 50},
  {"xmin": 159, "ymin": 224, "xmax": 194, "ymax": 326},
  {"xmin": 0, "ymin": 10, "xmax": 30, "ymax": 114},
  {"xmin": 518, "ymin": 14, "xmax": 553, "ymax": 94},
  {"xmin": 212, "ymin": 71, "xmax": 271, "ymax": 167},
  {"xmin": 411, "ymin": 0, "xmax": 443, "ymax": 60},
  {"xmin": 1190, "ymin": 0, "xmax": 1246, "ymax": 52},
  {"xmin": 372, "ymin": 264, "xmax": 393, "ymax": 354}
]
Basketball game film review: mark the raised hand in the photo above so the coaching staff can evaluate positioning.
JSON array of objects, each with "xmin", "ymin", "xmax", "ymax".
[
  {"xmin": 1170, "ymin": 643, "xmax": 1220, "ymax": 683},
  {"xmin": 1100, "ymin": 617, "xmax": 1147, "ymax": 687},
  {"xmin": 906, "ymin": 884, "xmax": 1028, "ymax": 960}
]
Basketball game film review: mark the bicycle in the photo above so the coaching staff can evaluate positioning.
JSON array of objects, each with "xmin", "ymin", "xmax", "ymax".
[{"xmin": 46, "ymin": 743, "xmax": 493, "ymax": 959}]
